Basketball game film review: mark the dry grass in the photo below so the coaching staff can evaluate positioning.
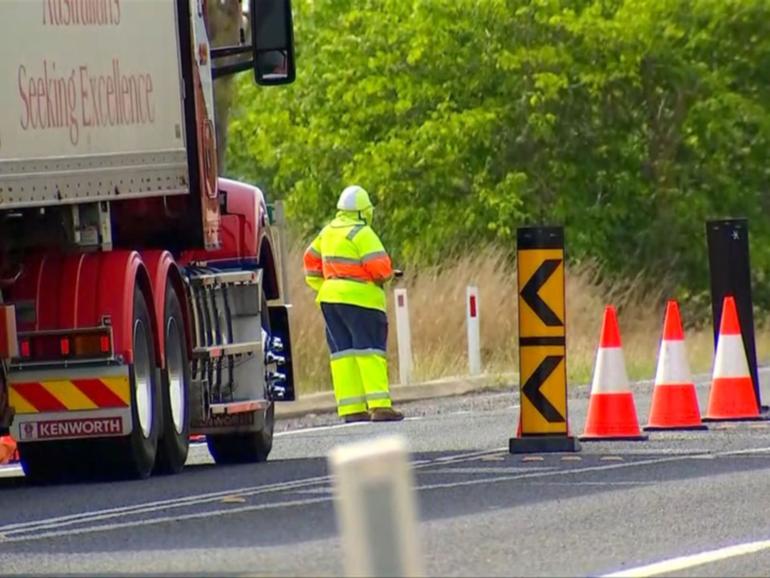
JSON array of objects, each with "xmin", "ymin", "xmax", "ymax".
[{"xmin": 280, "ymin": 242, "xmax": 770, "ymax": 395}]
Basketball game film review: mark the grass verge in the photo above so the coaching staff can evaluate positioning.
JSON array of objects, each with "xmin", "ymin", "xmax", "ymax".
[{"xmin": 280, "ymin": 243, "xmax": 770, "ymax": 395}]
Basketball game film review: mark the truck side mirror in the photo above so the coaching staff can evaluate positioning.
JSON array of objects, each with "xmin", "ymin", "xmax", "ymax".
[{"xmin": 250, "ymin": 0, "xmax": 296, "ymax": 86}]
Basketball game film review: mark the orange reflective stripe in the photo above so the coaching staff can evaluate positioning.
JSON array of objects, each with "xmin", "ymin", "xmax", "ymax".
[
  {"xmin": 303, "ymin": 248, "xmax": 323, "ymax": 275},
  {"xmin": 323, "ymin": 260, "xmax": 371, "ymax": 282},
  {"xmin": 362, "ymin": 253, "xmax": 393, "ymax": 282}
]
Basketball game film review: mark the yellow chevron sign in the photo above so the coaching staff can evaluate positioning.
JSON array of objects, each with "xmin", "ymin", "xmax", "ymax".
[{"xmin": 510, "ymin": 226, "xmax": 579, "ymax": 454}]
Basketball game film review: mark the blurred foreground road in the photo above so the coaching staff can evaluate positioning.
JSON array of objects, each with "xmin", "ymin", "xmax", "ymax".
[{"xmin": 2, "ymin": 374, "xmax": 770, "ymax": 577}]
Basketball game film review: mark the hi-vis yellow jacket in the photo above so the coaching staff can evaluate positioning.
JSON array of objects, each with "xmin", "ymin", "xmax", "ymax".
[{"xmin": 303, "ymin": 211, "xmax": 393, "ymax": 312}]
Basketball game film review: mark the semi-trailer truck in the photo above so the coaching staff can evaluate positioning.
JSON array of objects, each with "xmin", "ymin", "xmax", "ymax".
[{"xmin": 0, "ymin": 0, "xmax": 297, "ymax": 481}]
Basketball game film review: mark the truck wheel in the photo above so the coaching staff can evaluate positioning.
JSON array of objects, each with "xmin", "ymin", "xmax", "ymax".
[
  {"xmin": 20, "ymin": 288, "xmax": 161, "ymax": 482},
  {"xmin": 154, "ymin": 286, "xmax": 190, "ymax": 475},
  {"xmin": 206, "ymin": 290, "xmax": 275, "ymax": 464},
  {"xmin": 19, "ymin": 287, "xmax": 160, "ymax": 483},
  {"xmin": 114, "ymin": 287, "xmax": 161, "ymax": 479}
]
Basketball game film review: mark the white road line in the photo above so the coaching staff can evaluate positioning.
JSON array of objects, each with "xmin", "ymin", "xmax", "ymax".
[
  {"xmin": 8, "ymin": 445, "xmax": 770, "ymax": 544},
  {"xmin": 425, "ymin": 466, "xmax": 558, "ymax": 475},
  {"xmin": 216, "ymin": 415, "xmax": 438, "ymax": 439},
  {"xmin": 2, "ymin": 457, "xmax": 653, "ymax": 544},
  {"xmin": 274, "ymin": 405, "xmax": 516, "ymax": 438},
  {"xmin": 542, "ymin": 481, "xmax": 649, "ymax": 487},
  {"xmin": 410, "ymin": 448, "xmax": 506, "ymax": 470},
  {"xmin": 424, "ymin": 448, "xmax": 506, "ymax": 465},
  {"xmin": 414, "ymin": 445, "xmax": 770, "ymax": 492},
  {"xmin": 601, "ymin": 539, "xmax": 770, "ymax": 577},
  {"xmin": 0, "ymin": 496, "xmax": 332, "ymax": 544},
  {"xmin": 3, "ymin": 452, "xmax": 509, "ymax": 546},
  {"xmin": 712, "ymin": 446, "xmax": 770, "ymax": 456},
  {"xmin": 275, "ymin": 422, "xmax": 371, "ymax": 436},
  {"xmin": 0, "ymin": 475, "xmax": 329, "ymax": 533},
  {"xmin": 0, "ymin": 447, "xmax": 504, "ymax": 538},
  {"xmin": 274, "ymin": 415, "xmax": 430, "ymax": 437},
  {"xmin": 415, "ymin": 455, "xmax": 688, "ymax": 492}
]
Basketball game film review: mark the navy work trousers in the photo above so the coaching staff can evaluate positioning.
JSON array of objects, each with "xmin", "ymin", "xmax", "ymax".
[{"xmin": 320, "ymin": 302, "xmax": 391, "ymax": 416}]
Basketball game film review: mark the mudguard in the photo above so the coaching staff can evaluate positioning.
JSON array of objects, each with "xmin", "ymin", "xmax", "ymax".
[
  {"xmin": 268, "ymin": 304, "xmax": 296, "ymax": 401},
  {"xmin": 141, "ymin": 250, "xmax": 189, "ymax": 367},
  {"xmin": 6, "ymin": 251, "xmax": 154, "ymax": 365}
]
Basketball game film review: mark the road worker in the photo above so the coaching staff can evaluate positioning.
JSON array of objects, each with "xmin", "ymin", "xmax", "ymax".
[{"xmin": 303, "ymin": 185, "xmax": 404, "ymax": 423}]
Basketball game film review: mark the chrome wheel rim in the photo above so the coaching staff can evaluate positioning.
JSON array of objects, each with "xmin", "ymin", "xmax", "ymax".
[
  {"xmin": 133, "ymin": 318, "xmax": 153, "ymax": 437},
  {"xmin": 166, "ymin": 317, "xmax": 185, "ymax": 434}
]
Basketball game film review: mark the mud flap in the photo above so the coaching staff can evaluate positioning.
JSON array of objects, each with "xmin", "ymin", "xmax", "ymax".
[{"xmin": 268, "ymin": 304, "xmax": 295, "ymax": 401}]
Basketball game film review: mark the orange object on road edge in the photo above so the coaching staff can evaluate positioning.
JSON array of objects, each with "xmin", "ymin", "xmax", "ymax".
[
  {"xmin": 0, "ymin": 435, "xmax": 17, "ymax": 464},
  {"xmin": 645, "ymin": 300, "xmax": 707, "ymax": 431},
  {"xmin": 703, "ymin": 296, "xmax": 763, "ymax": 422},
  {"xmin": 580, "ymin": 306, "xmax": 647, "ymax": 441}
]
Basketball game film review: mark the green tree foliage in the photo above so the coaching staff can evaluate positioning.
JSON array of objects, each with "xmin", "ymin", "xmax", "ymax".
[{"xmin": 226, "ymin": 0, "xmax": 770, "ymax": 303}]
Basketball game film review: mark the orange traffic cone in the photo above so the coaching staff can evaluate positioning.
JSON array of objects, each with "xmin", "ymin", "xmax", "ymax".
[
  {"xmin": 703, "ymin": 296, "xmax": 763, "ymax": 421},
  {"xmin": 581, "ymin": 306, "xmax": 647, "ymax": 441},
  {"xmin": 645, "ymin": 301, "xmax": 707, "ymax": 431},
  {"xmin": 0, "ymin": 435, "xmax": 17, "ymax": 465}
]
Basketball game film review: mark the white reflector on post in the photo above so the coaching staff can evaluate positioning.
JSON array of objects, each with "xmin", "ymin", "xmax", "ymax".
[
  {"xmin": 466, "ymin": 286, "xmax": 481, "ymax": 376},
  {"xmin": 328, "ymin": 435, "xmax": 424, "ymax": 578},
  {"xmin": 394, "ymin": 288, "xmax": 413, "ymax": 385}
]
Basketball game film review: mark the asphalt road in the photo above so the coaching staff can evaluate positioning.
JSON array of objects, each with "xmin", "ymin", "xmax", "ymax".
[{"xmin": 2, "ymin": 373, "xmax": 770, "ymax": 577}]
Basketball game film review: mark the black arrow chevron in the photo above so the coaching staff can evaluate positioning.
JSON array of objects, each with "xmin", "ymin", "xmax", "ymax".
[
  {"xmin": 522, "ymin": 355, "xmax": 565, "ymax": 423},
  {"xmin": 521, "ymin": 259, "xmax": 563, "ymax": 327}
]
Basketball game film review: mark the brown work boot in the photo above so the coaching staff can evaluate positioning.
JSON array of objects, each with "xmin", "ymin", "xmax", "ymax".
[
  {"xmin": 343, "ymin": 412, "xmax": 371, "ymax": 424},
  {"xmin": 370, "ymin": 407, "xmax": 404, "ymax": 422}
]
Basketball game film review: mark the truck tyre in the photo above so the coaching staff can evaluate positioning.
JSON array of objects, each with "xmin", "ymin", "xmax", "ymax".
[
  {"xmin": 20, "ymin": 288, "xmax": 161, "ymax": 482},
  {"xmin": 154, "ymin": 286, "xmax": 190, "ymax": 475},
  {"xmin": 114, "ymin": 287, "xmax": 161, "ymax": 479},
  {"xmin": 206, "ymin": 290, "xmax": 275, "ymax": 464}
]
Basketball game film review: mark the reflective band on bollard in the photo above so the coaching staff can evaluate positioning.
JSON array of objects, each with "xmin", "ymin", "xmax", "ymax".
[{"xmin": 328, "ymin": 435, "xmax": 424, "ymax": 577}]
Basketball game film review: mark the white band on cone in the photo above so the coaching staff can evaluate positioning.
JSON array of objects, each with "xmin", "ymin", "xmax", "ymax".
[
  {"xmin": 591, "ymin": 347, "xmax": 630, "ymax": 394},
  {"xmin": 655, "ymin": 339, "xmax": 692, "ymax": 385},
  {"xmin": 714, "ymin": 333, "xmax": 750, "ymax": 378}
]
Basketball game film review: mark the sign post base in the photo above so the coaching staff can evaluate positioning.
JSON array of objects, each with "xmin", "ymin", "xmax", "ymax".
[{"xmin": 509, "ymin": 435, "xmax": 581, "ymax": 454}]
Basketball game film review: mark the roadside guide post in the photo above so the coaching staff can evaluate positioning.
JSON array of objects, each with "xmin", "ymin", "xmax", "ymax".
[
  {"xmin": 394, "ymin": 288, "xmax": 413, "ymax": 385},
  {"xmin": 466, "ymin": 286, "xmax": 482, "ymax": 376},
  {"xmin": 328, "ymin": 435, "xmax": 424, "ymax": 577},
  {"xmin": 509, "ymin": 226, "xmax": 580, "ymax": 453}
]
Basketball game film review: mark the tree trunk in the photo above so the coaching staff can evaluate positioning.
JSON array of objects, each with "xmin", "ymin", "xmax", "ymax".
[{"xmin": 206, "ymin": 0, "xmax": 243, "ymax": 174}]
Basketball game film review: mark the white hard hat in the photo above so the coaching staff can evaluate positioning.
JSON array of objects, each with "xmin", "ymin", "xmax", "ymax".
[{"xmin": 337, "ymin": 185, "xmax": 373, "ymax": 211}]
